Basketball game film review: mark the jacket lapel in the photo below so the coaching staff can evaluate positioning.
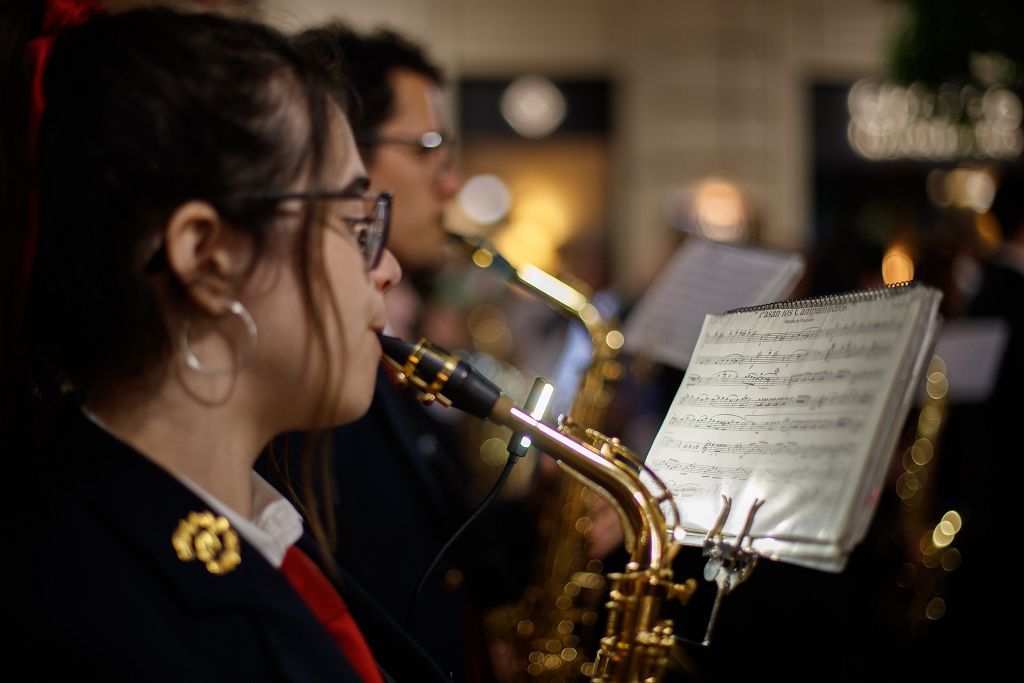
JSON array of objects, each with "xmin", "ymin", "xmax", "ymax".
[{"xmin": 61, "ymin": 415, "xmax": 361, "ymax": 682}]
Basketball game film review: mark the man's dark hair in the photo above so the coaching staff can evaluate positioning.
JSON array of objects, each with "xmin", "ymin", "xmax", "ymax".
[{"xmin": 292, "ymin": 24, "xmax": 443, "ymax": 147}]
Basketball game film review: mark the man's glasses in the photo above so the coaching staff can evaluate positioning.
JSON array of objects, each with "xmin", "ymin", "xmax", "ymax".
[
  {"xmin": 357, "ymin": 130, "xmax": 458, "ymax": 178},
  {"xmin": 260, "ymin": 190, "xmax": 392, "ymax": 269}
]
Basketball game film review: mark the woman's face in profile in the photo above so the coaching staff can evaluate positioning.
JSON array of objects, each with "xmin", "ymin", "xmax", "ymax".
[{"xmin": 243, "ymin": 109, "xmax": 400, "ymax": 430}]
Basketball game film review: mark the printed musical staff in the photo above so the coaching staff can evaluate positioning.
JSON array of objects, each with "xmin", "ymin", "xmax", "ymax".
[
  {"xmin": 683, "ymin": 368, "xmax": 886, "ymax": 388},
  {"xmin": 655, "ymin": 459, "xmax": 753, "ymax": 481},
  {"xmin": 692, "ymin": 340, "xmax": 892, "ymax": 366},
  {"xmin": 657, "ymin": 437, "xmax": 856, "ymax": 460},
  {"xmin": 666, "ymin": 414, "xmax": 865, "ymax": 434},
  {"xmin": 676, "ymin": 390, "xmax": 874, "ymax": 410}
]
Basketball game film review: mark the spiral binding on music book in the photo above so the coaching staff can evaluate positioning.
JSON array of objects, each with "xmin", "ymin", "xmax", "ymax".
[{"xmin": 727, "ymin": 280, "xmax": 917, "ymax": 314}]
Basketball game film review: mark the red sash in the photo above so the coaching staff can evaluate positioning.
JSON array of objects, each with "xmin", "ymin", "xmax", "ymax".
[{"xmin": 281, "ymin": 546, "xmax": 385, "ymax": 683}]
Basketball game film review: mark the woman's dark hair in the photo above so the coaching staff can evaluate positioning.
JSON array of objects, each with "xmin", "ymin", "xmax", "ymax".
[
  {"xmin": 30, "ymin": 8, "xmax": 329, "ymax": 400},
  {"xmin": 2, "ymin": 5, "xmax": 343, "ymax": 562},
  {"xmin": 291, "ymin": 24, "xmax": 443, "ymax": 157}
]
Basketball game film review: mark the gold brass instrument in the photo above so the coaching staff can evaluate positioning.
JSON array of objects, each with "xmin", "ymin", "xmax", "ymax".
[
  {"xmin": 449, "ymin": 233, "xmax": 630, "ymax": 679},
  {"xmin": 381, "ymin": 336, "xmax": 696, "ymax": 682},
  {"xmin": 892, "ymin": 354, "xmax": 962, "ymax": 633}
]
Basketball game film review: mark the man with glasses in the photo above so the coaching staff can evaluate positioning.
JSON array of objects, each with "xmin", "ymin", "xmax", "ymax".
[
  {"xmin": 288, "ymin": 25, "xmax": 525, "ymax": 683},
  {"xmin": 359, "ymin": 119, "xmax": 459, "ymax": 278},
  {"xmin": 295, "ymin": 27, "xmax": 460, "ymax": 279}
]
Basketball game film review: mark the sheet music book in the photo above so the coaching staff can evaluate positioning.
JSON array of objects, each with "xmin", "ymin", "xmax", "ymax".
[
  {"xmin": 622, "ymin": 237, "xmax": 805, "ymax": 370},
  {"xmin": 643, "ymin": 283, "xmax": 943, "ymax": 571}
]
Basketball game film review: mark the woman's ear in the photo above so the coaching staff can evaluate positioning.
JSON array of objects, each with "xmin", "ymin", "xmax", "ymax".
[{"xmin": 163, "ymin": 201, "xmax": 251, "ymax": 315}]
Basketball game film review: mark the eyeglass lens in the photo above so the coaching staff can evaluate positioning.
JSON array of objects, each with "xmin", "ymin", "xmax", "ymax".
[
  {"xmin": 328, "ymin": 193, "xmax": 390, "ymax": 269},
  {"xmin": 363, "ymin": 195, "xmax": 390, "ymax": 268}
]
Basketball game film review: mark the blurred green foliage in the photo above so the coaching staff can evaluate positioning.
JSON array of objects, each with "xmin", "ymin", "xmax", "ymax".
[{"xmin": 889, "ymin": 0, "xmax": 1024, "ymax": 88}]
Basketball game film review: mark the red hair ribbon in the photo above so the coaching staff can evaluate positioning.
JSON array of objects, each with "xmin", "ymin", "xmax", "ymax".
[
  {"xmin": 26, "ymin": 0, "xmax": 105, "ymax": 155},
  {"xmin": 20, "ymin": 0, "xmax": 105, "ymax": 310}
]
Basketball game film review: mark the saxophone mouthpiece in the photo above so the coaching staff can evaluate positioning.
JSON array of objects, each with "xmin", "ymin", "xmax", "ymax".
[
  {"xmin": 378, "ymin": 334, "xmax": 416, "ymax": 365},
  {"xmin": 379, "ymin": 335, "xmax": 503, "ymax": 419}
]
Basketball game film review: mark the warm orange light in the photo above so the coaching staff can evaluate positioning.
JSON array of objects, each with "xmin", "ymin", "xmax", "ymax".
[
  {"xmin": 882, "ymin": 244, "xmax": 915, "ymax": 284},
  {"xmin": 517, "ymin": 190, "xmax": 570, "ymax": 240},
  {"xmin": 494, "ymin": 219, "xmax": 559, "ymax": 272},
  {"xmin": 693, "ymin": 178, "xmax": 747, "ymax": 241},
  {"xmin": 976, "ymin": 211, "xmax": 1003, "ymax": 249},
  {"xmin": 492, "ymin": 183, "xmax": 571, "ymax": 271}
]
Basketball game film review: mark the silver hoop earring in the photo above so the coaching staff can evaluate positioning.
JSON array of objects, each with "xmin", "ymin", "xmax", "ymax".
[{"xmin": 180, "ymin": 299, "xmax": 258, "ymax": 376}]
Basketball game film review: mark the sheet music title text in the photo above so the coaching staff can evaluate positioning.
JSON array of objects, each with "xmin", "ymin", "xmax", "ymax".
[{"xmin": 759, "ymin": 304, "xmax": 849, "ymax": 319}]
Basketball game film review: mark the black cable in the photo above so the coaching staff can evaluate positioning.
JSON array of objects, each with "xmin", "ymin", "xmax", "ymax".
[{"xmin": 404, "ymin": 452, "xmax": 519, "ymax": 632}]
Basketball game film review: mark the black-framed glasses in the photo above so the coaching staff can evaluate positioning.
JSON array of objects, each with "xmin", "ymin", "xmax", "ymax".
[
  {"xmin": 142, "ymin": 191, "xmax": 391, "ymax": 274},
  {"xmin": 357, "ymin": 130, "xmax": 459, "ymax": 177},
  {"xmin": 253, "ymin": 190, "xmax": 392, "ymax": 269}
]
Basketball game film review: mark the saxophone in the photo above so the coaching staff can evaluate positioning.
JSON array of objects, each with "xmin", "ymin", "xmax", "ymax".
[
  {"xmin": 381, "ymin": 336, "xmax": 696, "ymax": 682},
  {"xmin": 449, "ymin": 233, "xmax": 629, "ymax": 679},
  {"xmin": 892, "ymin": 354, "xmax": 961, "ymax": 633}
]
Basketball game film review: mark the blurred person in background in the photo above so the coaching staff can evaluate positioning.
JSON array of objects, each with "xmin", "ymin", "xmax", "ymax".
[{"xmin": 284, "ymin": 24, "xmax": 534, "ymax": 682}]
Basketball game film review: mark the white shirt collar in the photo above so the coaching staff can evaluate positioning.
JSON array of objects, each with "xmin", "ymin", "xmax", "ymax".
[
  {"xmin": 175, "ymin": 470, "xmax": 304, "ymax": 569},
  {"xmin": 80, "ymin": 408, "xmax": 305, "ymax": 568}
]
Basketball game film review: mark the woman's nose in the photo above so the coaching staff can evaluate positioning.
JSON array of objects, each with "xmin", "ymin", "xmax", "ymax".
[{"xmin": 371, "ymin": 248, "xmax": 402, "ymax": 293}]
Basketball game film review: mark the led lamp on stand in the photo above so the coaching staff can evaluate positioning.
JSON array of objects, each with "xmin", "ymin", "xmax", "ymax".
[{"xmin": 509, "ymin": 378, "xmax": 555, "ymax": 459}]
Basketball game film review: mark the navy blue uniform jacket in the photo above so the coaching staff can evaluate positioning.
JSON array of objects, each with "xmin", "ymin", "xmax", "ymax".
[{"xmin": 11, "ymin": 412, "xmax": 447, "ymax": 682}]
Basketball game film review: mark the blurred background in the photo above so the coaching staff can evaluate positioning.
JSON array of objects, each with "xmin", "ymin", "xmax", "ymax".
[
  {"xmin": 249, "ymin": 0, "xmax": 1024, "ymax": 304},
  {"xmin": 109, "ymin": 0, "xmax": 1023, "ymax": 678},
  {"xmin": 244, "ymin": 3, "xmax": 1020, "ymax": 680}
]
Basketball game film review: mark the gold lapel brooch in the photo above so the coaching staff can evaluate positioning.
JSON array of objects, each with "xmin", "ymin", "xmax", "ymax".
[{"xmin": 172, "ymin": 511, "xmax": 241, "ymax": 576}]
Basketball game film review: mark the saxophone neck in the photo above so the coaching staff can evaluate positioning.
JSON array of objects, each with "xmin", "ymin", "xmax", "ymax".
[
  {"xmin": 446, "ymin": 230, "xmax": 625, "ymax": 423},
  {"xmin": 380, "ymin": 335, "xmax": 677, "ymax": 570},
  {"xmin": 447, "ymin": 231, "xmax": 619, "ymax": 342},
  {"xmin": 488, "ymin": 395, "xmax": 670, "ymax": 570}
]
